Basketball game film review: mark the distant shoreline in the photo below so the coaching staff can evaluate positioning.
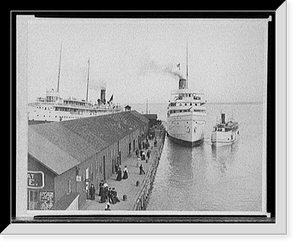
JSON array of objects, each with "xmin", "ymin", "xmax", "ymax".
[
  {"xmin": 127, "ymin": 101, "xmax": 263, "ymax": 105},
  {"xmin": 207, "ymin": 101, "xmax": 263, "ymax": 105}
]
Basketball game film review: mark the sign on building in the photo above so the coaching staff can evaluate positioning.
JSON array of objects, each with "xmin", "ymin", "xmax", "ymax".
[
  {"xmin": 27, "ymin": 171, "xmax": 44, "ymax": 189},
  {"xmin": 40, "ymin": 191, "xmax": 54, "ymax": 210},
  {"xmin": 76, "ymin": 175, "xmax": 82, "ymax": 182}
]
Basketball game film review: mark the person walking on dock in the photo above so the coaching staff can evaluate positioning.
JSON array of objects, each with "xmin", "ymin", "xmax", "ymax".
[
  {"xmin": 102, "ymin": 184, "xmax": 108, "ymax": 202},
  {"xmin": 105, "ymin": 202, "xmax": 111, "ymax": 211},
  {"xmin": 89, "ymin": 184, "xmax": 95, "ymax": 200},
  {"xmin": 141, "ymin": 151, "xmax": 146, "ymax": 161},
  {"xmin": 139, "ymin": 149, "xmax": 143, "ymax": 158},
  {"xmin": 137, "ymin": 157, "xmax": 141, "ymax": 167},
  {"xmin": 123, "ymin": 166, "xmax": 128, "ymax": 179},
  {"xmin": 116, "ymin": 167, "xmax": 122, "ymax": 181},
  {"xmin": 111, "ymin": 188, "xmax": 120, "ymax": 204},
  {"xmin": 147, "ymin": 149, "xmax": 151, "ymax": 160},
  {"xmin": 139, "ymin": 164, "xmax": 145, "ymax": 175},
  {"xmin": 99, "ymin": 185, "xmax": 106, "ymax": 203},
  {"xmin": 98, "ymin": 180, "xmax": 104, "ymax": 197},
  {"xmin": 108, "ymin": 188, "xmax": 113, "ymax": 203}
]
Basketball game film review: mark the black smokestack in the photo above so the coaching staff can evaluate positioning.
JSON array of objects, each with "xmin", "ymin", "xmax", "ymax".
[
  {"xmin": 179, "ymin": 78, "xmax": 187, "ymax": 89},
  {"xmin": 100, "ymin": 88, "xmax": 106, "ymax": 104},
  {"xmin": 221, "ymin": 113, "xmax": 226, "ymax": 124}
]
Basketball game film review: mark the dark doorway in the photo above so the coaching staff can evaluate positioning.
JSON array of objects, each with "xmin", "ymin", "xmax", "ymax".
[
  {"xmin": 117, "ymin": 151, "xmax": 121, "ymax": 165},
  {"xmin": 103, "ymin": 156, "xmax": 106, "ymax": 180},
  {"xmin": 112, "ymin": 158, "xmax": 116, "ymax": 174}
]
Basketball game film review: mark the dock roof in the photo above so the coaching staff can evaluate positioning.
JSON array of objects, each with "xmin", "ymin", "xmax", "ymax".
[
  {"xmin": 29, "ymin": 111, "xmax": 148, "ymax": 175},
  {"xmin": 142, "ymin": 114, "xmax": 158, "ymax": 120}
]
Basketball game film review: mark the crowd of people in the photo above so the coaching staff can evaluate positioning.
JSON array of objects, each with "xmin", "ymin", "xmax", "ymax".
[
  {"xmin": 116, "ymin": 165, "xmax": 128, "ymax": 181},
  {"xmin": 98, "ymin": 181, "xmax": 121, "ymax": 204},
  {"xmin": 86, "ymin": 129, "xmax": 162, "ymax": 210}
]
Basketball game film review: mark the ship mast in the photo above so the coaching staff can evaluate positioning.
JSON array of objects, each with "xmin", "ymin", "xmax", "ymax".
[
  {"xmin": 186, "ymin": 40, "xmax": 189, "ymax": 89},
  {"xmin": 57, "ymin": 43, "xmax": 62, "ymax": 93},
  {"xmin": 86, "ymin": 58, "xmax": 90, "ymax": 102}
]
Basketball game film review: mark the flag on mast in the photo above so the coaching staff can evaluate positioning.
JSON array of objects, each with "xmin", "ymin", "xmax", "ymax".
[{"xmin": 108, "ymin": 94, "xmax": 113, "ymax": 104}]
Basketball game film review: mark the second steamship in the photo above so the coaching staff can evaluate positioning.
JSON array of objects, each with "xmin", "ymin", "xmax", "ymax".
[{"xmin": 28, "ymin": 48, "xmax": 121, "ymax": 123}]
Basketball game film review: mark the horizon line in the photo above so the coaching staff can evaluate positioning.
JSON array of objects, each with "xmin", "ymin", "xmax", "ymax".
[{"xmin": 124, "ymin": 101, "xmax": 263, "ymax": 105}]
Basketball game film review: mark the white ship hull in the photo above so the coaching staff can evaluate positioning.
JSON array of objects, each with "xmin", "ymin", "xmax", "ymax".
[
  {"xmin": 167, "ymin": 112, "xmax": 206, "ymax": 146},
  {"xmin": 211, "ymin": 130, "xmax": 239, "ymax": 146},
  {"xmin": 28, "ymin": 104, "xmax": 121, "ymax": 122}
]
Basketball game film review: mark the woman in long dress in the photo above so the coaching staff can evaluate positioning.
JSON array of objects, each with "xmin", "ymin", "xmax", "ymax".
[
  {"xmin": 100, "ymin": 185, "xmax": 108, "ymax": 203},
  {"xmin": 111, "ymin": 188, "xmax": 120, "ymax": 204},
  {"xmin": 116, "ymin": 167, "xmax": 122, "ymax": 181},
  {"xmin": 122, "ymin": 166, "xmax": 128, "ymax": 180}
]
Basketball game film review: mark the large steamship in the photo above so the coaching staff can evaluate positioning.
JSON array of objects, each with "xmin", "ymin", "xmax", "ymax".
[
  {"xmin": 167, "ymin": 78, "xmax": 207, "ymax": 146},
  {"xmin": 166, "ymin": 43, "xmax": 207, "ymax": 146},
  {"xmin": 28, "ymin": 88, "xmax": 121, "ymax": 123},
  {"xmin": 28, "ymin": 49, "xmax": 121, "ymax": 123}
]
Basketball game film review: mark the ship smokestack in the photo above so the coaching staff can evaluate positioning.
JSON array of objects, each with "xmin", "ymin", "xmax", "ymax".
[
  {"xmin": 221, "ymin": 113, "xmax": 226, "ymax": 124},
  {"xmin": 100, "ymin": 88, "xmax": 106, "ymax": 104},
  {"xmin": 179, "ymin": 78, "xmax": 187, "ymax": 89}
]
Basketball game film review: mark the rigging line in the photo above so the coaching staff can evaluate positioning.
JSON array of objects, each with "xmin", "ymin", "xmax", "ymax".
[{"xmin": 57, "ymin": 43, "xmax": 63, "ymax": 93}]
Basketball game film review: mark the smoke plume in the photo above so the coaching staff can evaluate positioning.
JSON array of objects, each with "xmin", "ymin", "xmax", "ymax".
[
  {"xmin": 138, "ymin": 55, "xmax": 183, "ymax": 79},
  {"xmin": 89, "ymin": 79, "xmax": 107, "ymax": 91},
  {"xmin": 163, "ymin": 66, "xmax": 183, "ymax": 79}
]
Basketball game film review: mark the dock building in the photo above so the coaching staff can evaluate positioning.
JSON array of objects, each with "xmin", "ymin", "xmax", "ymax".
[{"xmin": 27, "ymin": 111, "xmax": 149, "ymax": 210}]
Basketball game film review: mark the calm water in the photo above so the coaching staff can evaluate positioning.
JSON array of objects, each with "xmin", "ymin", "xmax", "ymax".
[{"xmin": 130, "ymin": 102, "xmax": 264, "ymax": 211}]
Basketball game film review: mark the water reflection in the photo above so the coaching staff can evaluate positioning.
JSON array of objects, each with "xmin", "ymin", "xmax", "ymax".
[
  {"xmin": 147, "ymin": 103, "xmax": 262, "ymax": 211},
  {"xmin": 211, "ymin": 143, "xmax": 239, "ymax": 172},
  {"xmin": 166, "ymin": 139, "xmax": 194, "ymax": 187}
]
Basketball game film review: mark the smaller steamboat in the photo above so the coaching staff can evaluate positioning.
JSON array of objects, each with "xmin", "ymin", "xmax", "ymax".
[{"xmin": 211, "ymin": 113, "xmax": 239, "ymax": 146}]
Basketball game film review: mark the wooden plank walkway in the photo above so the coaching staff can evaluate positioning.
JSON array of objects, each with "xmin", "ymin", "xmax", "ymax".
[{"xmin": 81, "ymin": 136, "xmax": 164, "ymax": 211}]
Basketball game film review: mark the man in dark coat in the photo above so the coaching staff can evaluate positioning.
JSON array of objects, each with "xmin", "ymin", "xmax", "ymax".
[
  {"xmin": 147, "ymin": 149, "xmax": 151, "ymax": 160},
  {"xmin": 140, "ymin": 164, "xmax": 145, "ymax": 175},
  {"xmin": 98, "ymin": 181, "xmax": 104, "ymax": 197},
  {"xmin": 89, "ymin": 184, "xmax": 95, "ymax": 200},
  {"xmin": 101, "ymin": 185, "xmax": 108, "ymax": 203}
]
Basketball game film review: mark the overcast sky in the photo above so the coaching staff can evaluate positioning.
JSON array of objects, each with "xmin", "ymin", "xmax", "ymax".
[{"xmin": 26, "ymin": 17, "xmax": 269, "ymax": 104}]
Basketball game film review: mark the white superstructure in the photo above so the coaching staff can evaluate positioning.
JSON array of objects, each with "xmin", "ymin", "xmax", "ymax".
[
  {"xmin": 28, "ymin": 48, "xmax": 122, "ymax": 123},
  {"xmin": 211, "ymin": 113, "xmax": 239, "ymax": 146},
  {"xmin": 167, "ymin": 78, "xmax": 207, "ymax": 146},
  {"xmin": 28, "ymin": 89, "xmax": 122, "ymax": 122}
]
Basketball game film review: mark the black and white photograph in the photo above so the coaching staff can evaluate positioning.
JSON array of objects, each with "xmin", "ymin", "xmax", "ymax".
[
  {"xmin": 23, "ymin": 15, "xmax": 271, "ymax": 212},
  {"xmin": 7, "ymin": 4, "xmax": 288, "ymax": 236}
]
